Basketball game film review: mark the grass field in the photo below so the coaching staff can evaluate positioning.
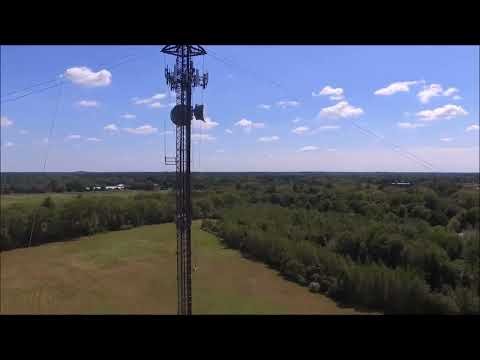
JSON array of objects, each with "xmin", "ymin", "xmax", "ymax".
[
  {"xmin": 0, "ymin": 190, "xmax": 154, "ymax": 208},
  {"xmin": 0, "ymin": 221, "xmax": 372, "ymax": 314}
]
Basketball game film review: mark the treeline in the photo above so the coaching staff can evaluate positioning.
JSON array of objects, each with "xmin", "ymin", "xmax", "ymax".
[
  {"xmin": 1, "ymin": 172, "xmax": 478, "ymax": 194},
  {"xmin": 1, "ymin": 174, "xmax": 478, "ymax": 313},
  {"xmin": 203, "ymin": 205, "xmax": 479, "ymax": 314},
  {"xmin": 0, "ymin": 191, "xmax": 239, "ymax": 251}
]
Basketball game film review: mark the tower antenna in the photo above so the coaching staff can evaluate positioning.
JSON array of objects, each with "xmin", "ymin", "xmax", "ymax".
[{"xmin": 161, "ymin": 45, "xmax": 208, "ymax": 315}]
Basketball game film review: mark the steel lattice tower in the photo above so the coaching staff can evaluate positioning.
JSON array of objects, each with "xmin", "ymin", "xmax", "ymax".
[{"xmin": 162, "ymin": 45, "xmax": 208, "ymax": 315}]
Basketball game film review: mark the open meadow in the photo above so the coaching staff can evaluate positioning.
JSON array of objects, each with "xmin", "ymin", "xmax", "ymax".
[{"xmin": 0, "ymin": 221, "xmax": 369, "ymax": 314}]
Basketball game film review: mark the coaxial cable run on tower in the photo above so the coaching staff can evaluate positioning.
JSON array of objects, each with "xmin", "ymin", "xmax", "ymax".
[{"xmin": 161, "ymin": 45, "xmax": 208, "ymax": 315}]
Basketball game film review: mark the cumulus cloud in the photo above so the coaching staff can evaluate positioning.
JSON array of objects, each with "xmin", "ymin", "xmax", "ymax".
[
  {"xmin": 416, "ymin": 104, "xmax": 468, "ymax": 121},
  {"xmin": 225, "ymin": 129, "xmax": 233, "ymax": 134},
  {"xmin": 66, "ymin": 134, "xmax": 82, "ymax": 140},
  {"xmin": 443, "ymin": 87, "xmax": 459, "ymax": 97},
  {"xmin": 440, "ymin": 138, "xmax": 453, "ymax": 142},
  {"xmin": 77, "ymin": 100, "xmax": 99, "ymax": 108},
  {"xmin": 192, "ymin": 134, "xmax": 215, "ymax": 142},
  {"xmin": 276, "ymin": 100, "xmax": 300, "ymax": 109},
  {"xmin": 417, "ymin": 84, "xmax": 461, "ymax": 103},
  {"xmin": 466, "ymin": 124, "xmax": 479, "ymax": 132},
  {"xmin": 122, "ymin": 113, "xmax": 136, "ymax": 119},
  {"xmin": 453, "ymin": 95, "xmax": 462, "ymax": 100},
  {"xmin": 1, "ymin": 116, "xmax": 13, "ymax": 127},
  {"xmin": 318, "ymin": 101, "xmax": 364, "ymax": 119},
  {"xmin": 192, "ymin": 117, "xmax": 219, "ymax": 130},
  {"xmin": 86, "ymin": 137, "xmax": 101, "ymax": 142},
  {"xmin": 312, "ymin": 86, "xmax": 344, "ymax": 100},
  {"xmin": 19, "ymin": 129, "xmax": 28, "ymax": 135},
  {"xmin": 216, "ymin": 149, "xmax": 225, "ymax": 153},
  {"xmin": 417, "ymin": 84, "xmax": 444, "ymax": 103},
  {"xmin": 374, "ymin": 81, "xmax": 419, "ymax": 96},
  {"xmin": 292, "ymin": 117, "xmax": 302, "ymax": 124},
  {"xmin": 298, "ymin": 145, "xmax": 318, "ymax": 152},
  {"xmin": 397, "ymin": 122, "xmax": 426, "ymax": 129},
  {"xmin": 235, "ymin": 118, "xmax": 265, "ymax": 132},
  {"xmin": 258, "ymin": 104, "xmax": 271, "ymax": 110},
  {"xmin": 258, "ymin": 136, "xmax": 279, "ymax": 142},
  {"xmin": 64, "ymin": 67, "xmax": 112, "ymax": 87},
  {"xmin": 4, "ymin": 141, "xmax": 14, "ymax": 148},
  {"xmin": 104, "ymin": 123, "xmax": 119, "ymax": 132},
  {"xmin": 123, "ymin": 124, "xmax": 158, "ymax": 135},
  {"xmin": 292, "ymin": 126, "xmax": 309, "ymax": 135}
]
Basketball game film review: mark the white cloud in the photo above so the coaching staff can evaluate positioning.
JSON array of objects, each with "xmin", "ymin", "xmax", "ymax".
[
  {"xmin": 192, "ymin": 117, "xmax": 219, "ymax": 130},
  {"xmin": 318, "ymin": 101, "xmax": 364, "ymax": 119},
  {"xmin": 19, "ymin": 129, "xmax": 28, "ymax": 135},
  {"xmin": 123, "ymin": 124, "xmax": 158, "ymax": 135},
  {"xmin": 258, "ymin": 104, "xmax": 271, "ymax": 110},
  {"xmin": 66, "ymin": 134, "xmax": 82, "ymax": 140},
  {"xmin": 216, "ymin": 149, "xmax": 225, "ymax": 153},
  {"xmin": 298, "ymin": 145, "xmax": 318, "ymax": 152},
  {"xmin": 122, "ymin": 113, "xmax": 136, "ymax": 119},
  {"xmin": 235, "ymin": 118, "xmax": 265, "ymax": 132},
  {"xmin": 104, "ymin": 123, "xmax": 119, "ymax": 132},
  {"xmin": 417, "ymin": 84, "xmax": 461, "ymax": 103},
  {"xmin": 152, "ymin": 93, "xmax": 167, "ymax": 100},
  {"xmin": 225, "ymin": 129, "xmax": 233, "ymax": 134},
  {"xmin": 292, "ymin": 126, "xmax": 309, "ymax": 135},
  {"xmin": 374, "ymin": 81, "xmax": 419, "ymax": 96},
  {"xmin": 397, "ymin": 122, "xmax": 426, "ymax": 129},
  {"xmin": 292, "ymin": 117, "xmax": 302, "ymax": 124},
  {"xmin": 440, "ymin": 138, "xmax": 453, "ymax": 142},
  {"xmin": 42, "ymin": 138, "xmax": 49, "ymax": 144},
  {"xmin": 149, "ymin": 102, "xmax": 166, "ymax": 108},
  {"xmin": 77, "ymin": 100, "xmax": 99, "ymax": 108},
  {"xmin": 258, "ymin": 136, "xmax": 279, "ymax": 142},
  {"xmin": 417, "ymin": 84, "xmax": 443, "ymax": 103},
  {"xmin": 134, "ymin": 93, "xmax": 168, "ymax": 106},
  {"xmin": 327, "ymin": 148, "xmax": 336, "ymax": 152},
  {"xmin": 5, "ymin": 141, "xmax": 14, "ymax": 148},
  {"xmin": 64, "ymin": 67, "xmax": 111, "ymax": 87},
  {"xmin": 312, "ymin": 86, "xmax": 344, "ymax": 100},
  {"xmin": 192, "ymin": 133, "xmax": 215, "ymax": 142},
  {"xmin": 1, "ymin": 116, "xmax": 13, "ymax": 127},
  {"xmin": 416, "ymin": 104, "xmax": 468, "ymax": 122},
  {"xmin": 443, "ymin": 87, "xmax": 459, "ymax": 97},
  {"xmin": 276, "ymin": 100, "xmax": 300, "ymax": 109},
  {"xmin": 86, "ymin": 137, "xmax": 101, "ymax": 142},
  {"xmin": 466, "ymin": 124, "xmax": 479, "ymax": 132}
]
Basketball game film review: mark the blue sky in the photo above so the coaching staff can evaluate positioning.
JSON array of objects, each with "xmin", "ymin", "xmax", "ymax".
[{"xmin": 1, "ymin": 45, "xmax": 478, "ymax": 172}]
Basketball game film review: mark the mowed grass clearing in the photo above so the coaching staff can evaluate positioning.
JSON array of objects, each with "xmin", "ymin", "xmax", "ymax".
[
  {"xmin": 0, "ymin": 190, "xmax": 161, "ymax": 208},
  {"xmin": 1, "ymin": 221, "xmax": 371, "ymax": 314}
]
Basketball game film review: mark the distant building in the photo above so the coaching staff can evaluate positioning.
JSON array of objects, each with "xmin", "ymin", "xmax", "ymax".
[
  {"xmin": 105, "ymin": 184, "xmax": 125, "ymax": 191},
  {"xmin": 391, "ymin": 181, "xmax": 412, "ymax": 186}
]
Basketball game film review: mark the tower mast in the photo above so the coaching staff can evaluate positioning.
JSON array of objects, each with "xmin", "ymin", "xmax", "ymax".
[{"xmin": 162, "ymin": 45, "xmax": 208, "ymax": 315}]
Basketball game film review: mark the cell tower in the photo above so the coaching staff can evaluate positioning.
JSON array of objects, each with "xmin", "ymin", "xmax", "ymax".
[{"xmin": 161, "ymin": 45, "xmax": 208, "ymax": 315}]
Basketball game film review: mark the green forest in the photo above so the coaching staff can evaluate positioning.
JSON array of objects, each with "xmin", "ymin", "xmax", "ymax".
[{"xmin": 1, "ymin": 172, "xmax": 479, "ymax": 314}]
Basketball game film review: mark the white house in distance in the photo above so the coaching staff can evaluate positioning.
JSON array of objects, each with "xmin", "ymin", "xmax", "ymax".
[{"xmin": 105, "ymin": 184, "xmax": 125, "ymax": 191}]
